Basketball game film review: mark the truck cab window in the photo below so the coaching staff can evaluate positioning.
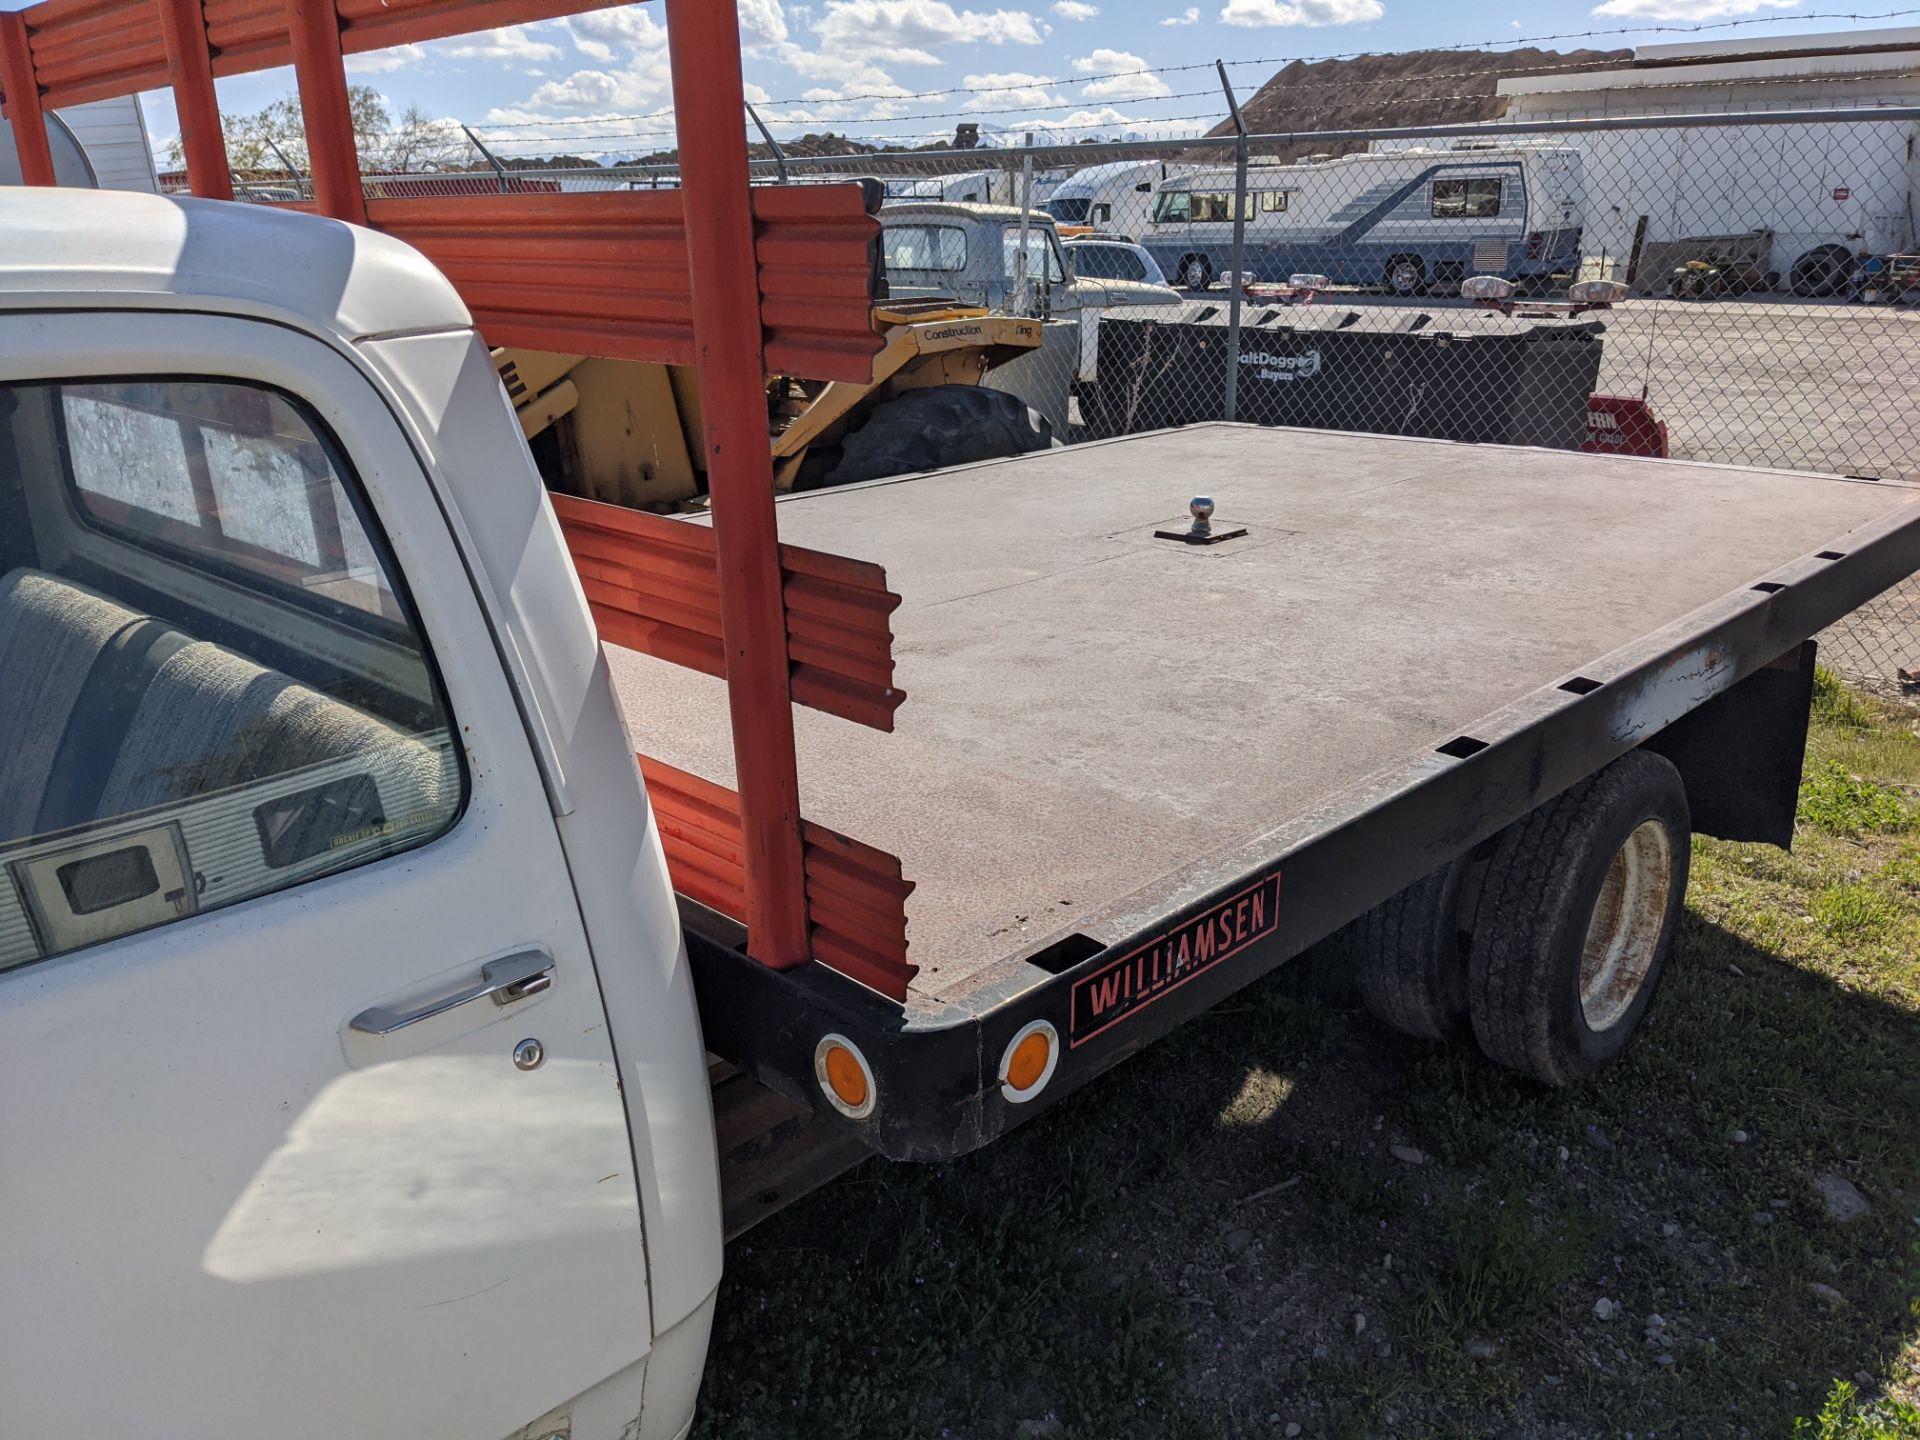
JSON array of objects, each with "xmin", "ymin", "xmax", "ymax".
[
  {"xmin": 0, "ymin": 379, "xmax": 463, "ymax": 971},
  {"xmin": 882, "ymin": 224, "xmax": 967, "ymax": 272},
  {"xmin": 1432, "ymin": 177, "xmax": 1503, "ymax": 218},
  {"xmin": 1001, "ymin": 228, "xmax": 1066, "ymax": 284}
]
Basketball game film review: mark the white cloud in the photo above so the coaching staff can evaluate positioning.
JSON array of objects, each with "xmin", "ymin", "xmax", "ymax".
[
  {"xmin": 344, "ymin": 44, "xmax": 426, "ymax": 74},
  {"xmin": 439, "ymin": 26, "xmax": 562, "ymax": 62},
  {"xmin": 1218, "ymin": 0, "xmax": 1381, "ymax": 25},
  {"xmin": 564, "ymin": 7, "xmax": 668, "ymax": 62},
  {"xmin": 1589, "ymin": 0, "xmax": 1792, "ymax": 16},
  {"xmin": 812, "ymin": 0, "xmax": 1046, "ymax": 61},
  {"xmin": 772, "ymin": 40, "xmax": 912, "ymax": 98},
  {"xmin": 1073, "ymin": 47, "xmax": 1172, "ymax": 98},
  {"xmin": 738, "ymin": 0, "xmax": 791, "ymax": 46},
  {"xmin": 1052, "ymin": 0, "xmax": 1099, "ymax": 16},
  {"xmin": 523, "ymin": 46, "xmax": 674, "ymax": 112},
  {"xmin": 1160, "ymin": 4, "xmax": 1200, "ymax": 19},
  {"xmin": 961, "ymin": 69, "xmax": 1068, "ymax": 108}
]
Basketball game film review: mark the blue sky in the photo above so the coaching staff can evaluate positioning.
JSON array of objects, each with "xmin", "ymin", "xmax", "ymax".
[{"xmin": 65, "ymin": 0, "xmax": 1912, "ymax": 163}]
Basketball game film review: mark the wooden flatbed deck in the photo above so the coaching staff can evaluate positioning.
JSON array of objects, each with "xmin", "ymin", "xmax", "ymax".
[{"xmin": 609, "ymin": 425, "xmax": 1920, "ymax": 1017}]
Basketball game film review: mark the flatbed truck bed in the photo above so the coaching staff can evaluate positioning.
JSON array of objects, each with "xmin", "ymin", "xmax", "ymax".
[{"xmin": 611, "ymin": 425, "xmax": 1920, "ymax": 1170}]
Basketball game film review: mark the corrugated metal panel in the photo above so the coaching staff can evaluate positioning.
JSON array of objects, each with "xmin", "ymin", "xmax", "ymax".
[
  {"xmin": 553, "ymin": 494, "xmax": 905, "ymax": 731},
  {"xmin": 637, "ymin": 755, "xmax": 917, "ymax": 1000},
  {"xmin": 369, "ymin": 187, "xmax": 881, "ymax": 382}
]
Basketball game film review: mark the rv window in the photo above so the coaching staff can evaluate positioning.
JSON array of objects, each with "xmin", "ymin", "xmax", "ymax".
[
  {"xmin": 1259, "ymin": 191, "xmax": 1288, "ymax": 214},
  {"xmin": 1152, "ymin": 190, "xmax": 1191, "ymax": 224},
  {"xmin": 882, "ymin": 224, "xmax": 967, "ymax": 271},
  {"xmin": 1432, "ymin": 177, "xmax": 1502, "ymax": 219},
  {"xmin": 1190, "ymin": 192, "xmax": 1252, "ymax": 223}
]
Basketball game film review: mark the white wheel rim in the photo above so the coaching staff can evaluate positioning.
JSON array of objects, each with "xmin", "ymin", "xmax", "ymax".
[{"xmin": 1578, "ymin": 819, "xmax": 1673, "ymax": 1032}]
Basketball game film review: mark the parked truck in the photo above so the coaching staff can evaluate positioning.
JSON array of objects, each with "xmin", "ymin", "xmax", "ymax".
[{"xmin": 4, "ymin": 3, "xmax": 1920, "ymax": 1439}]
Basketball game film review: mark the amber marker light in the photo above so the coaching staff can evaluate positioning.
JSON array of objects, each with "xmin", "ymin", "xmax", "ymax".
[
  {"xmin": 814, "ymin": 1034, "xmax": 876, "ymax": 1120},
  {"xmin": 999, "ymin": 1020, "xmax": 1060, "ymax": 1103}
]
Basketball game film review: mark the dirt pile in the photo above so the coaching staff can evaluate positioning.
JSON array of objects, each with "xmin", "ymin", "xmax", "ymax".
[{"xmin": 1215, "ymin": 47, "xmax": 1631, "ymax": 158}]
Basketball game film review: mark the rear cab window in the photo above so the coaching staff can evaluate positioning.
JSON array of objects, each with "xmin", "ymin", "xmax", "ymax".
[
  {"xmin": 0, "ymin": 378, "xmax": 463, "ymax": 969},
  {"xmin": 882, "ymin": 224, "xmax": 967, "ymax": 271}
]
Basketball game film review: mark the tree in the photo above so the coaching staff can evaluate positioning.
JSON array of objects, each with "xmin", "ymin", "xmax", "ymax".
[{"xmin": 167, "ymin": 87, "xmax": 465, "ymax": 175}]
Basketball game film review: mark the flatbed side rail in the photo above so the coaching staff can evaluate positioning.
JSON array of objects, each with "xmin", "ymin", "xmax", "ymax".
[
  {"xmin": 642, "ymin": 757, "xmax": 917, "ymax": 1001},
  {"xmin": 553, "ymin": 494, "xmax": 906, "ymax": 732},
  {"xmin": 3, "ymin": 0, "xmax": 900, "ymax": 981}
]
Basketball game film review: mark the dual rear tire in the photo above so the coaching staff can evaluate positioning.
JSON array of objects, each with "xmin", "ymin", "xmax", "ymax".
[{"xmin": 1328, "ymin": 749, "xmax": 1691, "ymax": 1086}]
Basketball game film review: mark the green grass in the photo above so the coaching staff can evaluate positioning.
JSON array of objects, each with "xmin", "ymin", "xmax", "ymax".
[
  {"xmin": 694, "ymin": 674, "xmax": 1920, "ymax": 1439},
  {"xmin": 1794, "ymin": 1380, "xmax": 1920, "ymax": 1439}
]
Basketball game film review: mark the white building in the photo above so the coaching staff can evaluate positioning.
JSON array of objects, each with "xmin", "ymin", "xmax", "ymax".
[{"xmin": 1495, "ymin": 28, "xmax": 1920, "ymax": 289}]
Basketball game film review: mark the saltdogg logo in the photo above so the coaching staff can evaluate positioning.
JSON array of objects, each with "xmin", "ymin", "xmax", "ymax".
[{"xmin": 1238, "ymin": 349, "xmax": 1322, "ymax": 382}]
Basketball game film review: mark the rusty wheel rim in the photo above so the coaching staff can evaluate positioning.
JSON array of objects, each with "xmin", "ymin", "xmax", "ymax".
[{"xmin": 1579, "ymin": 819, "xmax": 1674, "ymax": 1032}]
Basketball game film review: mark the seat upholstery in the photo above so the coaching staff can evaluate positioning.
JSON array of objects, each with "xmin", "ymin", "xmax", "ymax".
[
  {"xmin": 0, "ymin": 570, "xmax": 151, "ymax": 843},
  {"xmin": 1, "ymin": 566, "xmax": 447, "ymax": 849}
]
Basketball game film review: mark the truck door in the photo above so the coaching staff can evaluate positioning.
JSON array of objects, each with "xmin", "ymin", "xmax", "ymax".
[{"xmin": 0, "ymin": 310, "xmax": 654, "ymax": 1439}]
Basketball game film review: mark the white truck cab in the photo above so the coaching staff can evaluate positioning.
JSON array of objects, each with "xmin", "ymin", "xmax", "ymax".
[{"xmin": 0, "ymin": 190, "xmax": 720, "ymax": 1440}]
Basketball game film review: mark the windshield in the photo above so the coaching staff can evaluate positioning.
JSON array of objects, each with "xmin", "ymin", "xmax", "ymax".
[{"xmin": 1046, "ymin": 196, "xmax": 1091, "ymax": 224}]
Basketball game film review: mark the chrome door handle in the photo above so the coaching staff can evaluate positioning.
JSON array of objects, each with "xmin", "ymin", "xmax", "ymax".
[{"xmin": 350, "ymin": 951, "xmax": 554, "ymax": 1036}]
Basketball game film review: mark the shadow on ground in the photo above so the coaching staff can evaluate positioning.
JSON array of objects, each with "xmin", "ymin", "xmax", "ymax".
[{"xmin": 693, "ymin": 902, "xmax": 1920, "ymax": 1440}]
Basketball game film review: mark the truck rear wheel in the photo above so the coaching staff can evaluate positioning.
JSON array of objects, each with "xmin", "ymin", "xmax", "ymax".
[
  {"xmin": 822, "ymin": 384, "xmax": 1055, "ymax": 487},
  {"xmin": 1468, "ymin": 750, "xmax": 1690, "ymax": 1087},
  {"xmin": 1340, "ymin": 854, "xmax": 1473, "ymax": 1042}
]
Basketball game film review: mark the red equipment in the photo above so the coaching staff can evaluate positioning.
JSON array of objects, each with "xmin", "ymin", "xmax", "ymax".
[{"xmin": 1581, "ymin": 394, "xmax": 1670, "ymax": 460}]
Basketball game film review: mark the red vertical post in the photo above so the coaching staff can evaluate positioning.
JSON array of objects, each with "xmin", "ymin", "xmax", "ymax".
[
  {"xmin": 282, "ymin": 0, "xmax": 365, "ymax": 223},
  {"xmin": 156, "ymin": 0, "xmax": 233, "ymax": 201},
  {"xmin": 0, "ymin": 11, "xmax": 56, "ymax": 187},
  {"xmin": 663, "ymin": 0, "xmax": 810, "ymax": 969}
]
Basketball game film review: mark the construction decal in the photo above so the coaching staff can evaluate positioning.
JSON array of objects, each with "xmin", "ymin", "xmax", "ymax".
[{"xmin": 1068, "ymin": 871, "xmax": 1283, "ymax": 1047}]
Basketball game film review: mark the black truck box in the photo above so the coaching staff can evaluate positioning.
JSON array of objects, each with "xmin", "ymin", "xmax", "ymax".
[{"xmin": 1084, "ymin": 302, "xmax": 1605, "ymax": 450}]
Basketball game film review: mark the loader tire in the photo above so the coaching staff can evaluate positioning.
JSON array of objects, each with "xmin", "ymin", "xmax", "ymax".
[
  {"xmin": 1332, "ymin": 854, "xmax": 1473, "ymax": 1043},
  {"xmin": 822, "ymin": 384, "xmax": 1055, "ymax": 487},
  {"xmin": 1468, "ymin": 750, "xmax": 1689, "ymax": 1087}
]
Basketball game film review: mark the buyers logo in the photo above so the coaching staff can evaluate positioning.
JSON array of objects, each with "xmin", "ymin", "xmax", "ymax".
[
  {"xmin": 1068, "ymin": 871, "xmax": 1282, "ymax": 1047},
  {"xmin": 1238, "ymin": 349, "xmax": 1322, "ymax": 382}
]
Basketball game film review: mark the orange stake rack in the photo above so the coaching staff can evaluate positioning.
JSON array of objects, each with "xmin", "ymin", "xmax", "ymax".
[{"xmin": 0, "ymin": 0, "xmax": 914, "ymax": 998}]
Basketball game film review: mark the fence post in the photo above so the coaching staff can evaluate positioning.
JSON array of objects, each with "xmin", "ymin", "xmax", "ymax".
[
  {"xmin": 746, "ymin": 102, "xmax": 788, "ymax": 183},
  {"xmin": 462, "ymin": 124, "xmax": 510, "ymax": 193},
  {"xmin": 1013, "ymin": 131, "xmax": 1035, "ymax": 314},
  {"xmin": 1217, "ymin": 61, "xmax": 1249, "ymax": 424}
]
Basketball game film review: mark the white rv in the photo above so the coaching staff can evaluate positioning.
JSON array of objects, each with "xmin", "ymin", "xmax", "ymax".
[
  {"xmin": 1557, "ymin": 117, "xmax": 1918, "ymax": 294},
  {"xmin": 1043, "ymin": 159, "xmax": 1166, "ymax": 239},
  {"xmin": 1136, "ymin": 145, "xmax": 1585, "ymax": 294},
  {"xmin": 0, "ymin": 96, "xmax": 158, "ymax": 192},
  {"xmin": 884, "ymin": 168, "xmax": 1066, "ymax": 207}
]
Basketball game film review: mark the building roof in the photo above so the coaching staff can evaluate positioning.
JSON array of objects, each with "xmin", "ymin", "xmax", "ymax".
[
  {"xmin": 0, "ymin": 188, "xmax": 470, "ymax": 342},
  {"xmin": 1497, "ymin": 25, "xmax": 1920, "ymax": 97}
]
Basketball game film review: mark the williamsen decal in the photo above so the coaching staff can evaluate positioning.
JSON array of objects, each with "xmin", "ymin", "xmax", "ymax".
[{"xmin": 1068, "ymin": 871, "xmax": 1282, "ymax": 1047}]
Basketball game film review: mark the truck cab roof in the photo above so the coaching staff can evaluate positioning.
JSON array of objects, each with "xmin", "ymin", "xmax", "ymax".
[
  {"xmin": 880, "ymin": 200, "xmax": 1057, "ymax": 227},
  {"xmin": 0, "ymin": 188, "xmax": 470, "ymax": 344}
]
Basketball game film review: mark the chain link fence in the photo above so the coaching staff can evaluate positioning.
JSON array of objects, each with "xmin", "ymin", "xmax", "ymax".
[
  {"xmin": 200, "ymin": 108, "xmax": 1920, "ymax": 698},
  {"xmin": 743, "ymin": 111, "xmax": 1918, "ymax": 700}
]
